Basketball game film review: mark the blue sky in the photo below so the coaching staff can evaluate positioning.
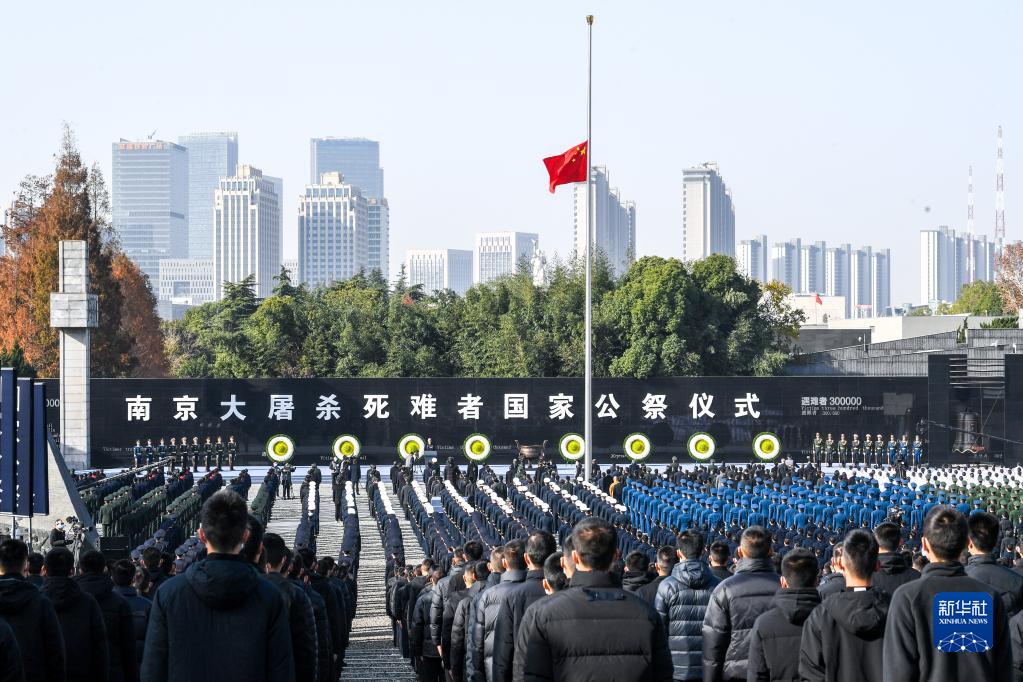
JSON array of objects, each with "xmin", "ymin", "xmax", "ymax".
[{"xmin": 1, "ymin": 0, "xmax": 1019, "ymax": 304}]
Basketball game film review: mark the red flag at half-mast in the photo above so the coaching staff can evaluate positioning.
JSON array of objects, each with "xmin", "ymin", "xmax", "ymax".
[
  {"xmin": 815, "ymin": 293, "xmax": 823, "ymax": 305},
  {"xmin": 543, "ymin": 141, "xmax": 588, "ymax": 193}
]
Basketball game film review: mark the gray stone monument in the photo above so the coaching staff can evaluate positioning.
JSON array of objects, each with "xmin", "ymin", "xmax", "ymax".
[{"xmin": 49, "ymin": 240, "xmax": 98, "ymax": 471}]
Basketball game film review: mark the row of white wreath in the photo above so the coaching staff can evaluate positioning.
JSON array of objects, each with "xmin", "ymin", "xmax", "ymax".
[{"xmin": 262, "ymin": 431, "xmax": 784, "ymax": 465}]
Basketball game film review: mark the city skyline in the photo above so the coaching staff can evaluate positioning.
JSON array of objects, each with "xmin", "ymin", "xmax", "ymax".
[{"xmin": 1, "ymin": 2, "xmax": 1020, "ymax": 306}]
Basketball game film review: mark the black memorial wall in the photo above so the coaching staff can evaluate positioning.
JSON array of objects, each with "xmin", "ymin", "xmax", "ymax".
[{"xmin": 38, "ymin": 376, "xmax": 937, "ymax": 468}]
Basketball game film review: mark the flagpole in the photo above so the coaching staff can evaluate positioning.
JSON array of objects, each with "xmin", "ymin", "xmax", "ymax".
[{"xmin": 583, "ymin": 14, "xmax": 594, "ymax": 483}]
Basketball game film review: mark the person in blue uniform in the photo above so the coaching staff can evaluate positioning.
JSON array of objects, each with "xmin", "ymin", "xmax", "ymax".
[
  {"xmin": 912, "ymin": 435, "xmax": 924, "ymax": 465},
  {"xmin": 144, "ymin": 438, "xmax": 155, "ymax": 465},
  {"xmin": 133, "ymin": 440, "xmax": 143, "ymax": 468}
]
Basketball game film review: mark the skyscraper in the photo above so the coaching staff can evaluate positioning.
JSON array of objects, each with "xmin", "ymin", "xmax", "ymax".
[
  {"xmin": 297, "ymin": 172, "xmax": 368, "ymax": 288},
  {"xmin": 800, "ymin": 241, "xmax": 827, "ymax": 295},
  {"xmin": 178, "ymin": 132, "xmax": 238, "ymax": 259},
  {"xmin": 310, "ymin": 137, "xmax": 388, "ymax": 278},
  {"xmin": 158, "ymin": 258, "xmax": 214, "ymax": 306},
  {"xmin": 310, "ymin": 138, "xmax": 384, "ymax": 197},
  {"xmin": 682, "ymin": 162, "xmax": 735, "ymax": 261},
  {"xmin": 919, "ymin": 225, "xmax": 996, "ymax": 305},
  {"xmin": 870, "ymin": 248, "xmax": 892, "ymax": 316},
  {"xmin": 737, "ymin": 235, "xmax": 768, "ymax": 282},
  {"xmin": 406, "ymin": 249, "xmax": 473, "ymax": 295},
  {"xmin": 213, "ymin": 165, "xmax": 282, "ymax": 300},
  {"xmin": 474, "ymin": 232, "xmax": 538, "ymax": 284},
  {"xmin": 573, "ymin": 166, "xmax": 636, "ymax": 276},
  {"xmin": 770, "ymin": 238, "xmax": 801, "ymax": 292},
  {"xmin": 111, "ymin": 139, "xmax": 189, "ymax": 289},
  {"xmin": 825, "ymin": 243, "xmax": 852, "ymax": 318},
  {"xmin": 367, "ymin": 198, "xmax": 390, "ymax": 279}
]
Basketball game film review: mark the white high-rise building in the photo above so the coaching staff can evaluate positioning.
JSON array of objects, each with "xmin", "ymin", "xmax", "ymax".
[
  {"xmin": 848, "ymin": 246, "xmax": 892, "ymax": 317},
  {"xmin": 800, "ymin": 241, "xmax": 827, "ymax": 295},
  {"xmin": 770, "ymin": 238, "xmax": 801, "ymax": 292},
  {"xmin": 682, "ymin": 162, "xmax": 735, "ymax": 261},
  {"xmin": 737, "ymin": 235, "xmax": 768, "ymax": 282},
  {"xmin": 213, "ymin": 165, "xmax": 282, "ymax": 300},
  {"xmin": 870, "ymin": 248, "xmax": 892, "ymax": 316},
  {"xmin": 406, "ymin": 249, "xmax": 473, "ymax": 295},
  {"xmin": 158, "ymin": 258, "xmax": 214, "ymax": 306},
  {"xmin": 297, "ymin": 172, "xmax": 368, "ymax": 288},
  {"xmin": 919, "ymin": 226, "xmax": 997, "ymax": 305},
  {"xmin": 825, "ymin": 243, "xmax": 852, "ymax": 318},
  {"xmin": 573, "ymin": 167, "xmax": 636, "ymax": 276},
  {"xmin": 474, "ymin": 232, "xmax": 538, "ymax": 284},
  {"xmin": 367, "ymin": 198, "xmax": 389, "ymax": 279}
]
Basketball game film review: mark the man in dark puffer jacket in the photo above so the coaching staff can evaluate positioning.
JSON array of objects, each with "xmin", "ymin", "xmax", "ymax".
[
  {"xmin": 655, "ymin": 530, "xmax": 720, "ymax": 681},
  {"xmin": 42, "ymin": 547, "xmax": 110, "ymax": 682},
  {"xmin": 110, "ymin": 559, "xmax": 151, "ymax": 669},
  {"xmin": 469, "ymin": 541, "xmax": 527, "ymax": 682},
  {"xmin": 871, "ymin": 522, "xmax": 919, "ymax": 598},
  {"xmin": 965, "ymin": 511, "xmax": 1023, "ymax": 618},
  {"xmin": 513, "ymin": 517, "xmax": 672, "ymax": 681},
  {"xmin": 746, "ymin": 549, "xmax": 820, "ymax": 681},
  {"xmin": 800, "ymin": 530, "xmax": 888, "ymax": 682},
  {"xmin": 702, "ymin": 525, "xmax": 779, "ymax": 682},
  {"xmin": 0, "ymin": 539, "xmax": 65, "ymax": 682},
  {"xmin": 77, "ymin": 550, "xmax": 138, "ymax": 682}
]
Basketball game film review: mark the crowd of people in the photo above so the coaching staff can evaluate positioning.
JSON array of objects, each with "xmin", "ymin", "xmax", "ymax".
[{"xmin": 5, "ymin": 454, "xmax": 1023, "ymax": 681}]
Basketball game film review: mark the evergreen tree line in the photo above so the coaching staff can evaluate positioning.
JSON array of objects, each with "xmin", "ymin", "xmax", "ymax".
[{"xmin": 166, "ymin": 254, "xmax": 805, "ymax": 379}]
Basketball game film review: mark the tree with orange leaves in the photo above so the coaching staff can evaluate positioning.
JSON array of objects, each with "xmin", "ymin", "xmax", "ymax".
[
  {"xmin": 0, "ymin": 127, "xmax": 166, "ymax": 376},
  {"xmin": 997, "ymin": 242, "xmax": 1023, "ymax": 313}
]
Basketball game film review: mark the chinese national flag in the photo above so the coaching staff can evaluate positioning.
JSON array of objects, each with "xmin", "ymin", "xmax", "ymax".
[
  {"xmin": 543, "ymin": 141, "xmax": 588, "ymax": 193},
  {"xmin": 815, "ymin": 293, "xmax": 823, "ymax": 305}
]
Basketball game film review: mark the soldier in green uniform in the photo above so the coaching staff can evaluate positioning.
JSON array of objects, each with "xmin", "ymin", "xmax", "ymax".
[
  {"xmin": 214, "ymin": 436, "xmax": 225, "ymax": 469},
  {"xmin": 824, "ymin": 433, "xmax": 835, "ymax": 466},
  {"xmin": 203, "ymin": 436, "xmax": 213, "ymax": 471},
  {"xmin": 850, "ymin": 433, "xmax": 861, "ymax": 467},
  {"xmin": 811, "ymin": 432, "xmax": 823, "ymax": 465},
  {"xmin": 875, "ymin": 432, "xmax": 884, "ymax": 466},
  {"xmin": 863, "ymin": 434, "xmax": 873, "ymax": 467},
  {"xmin": 227, "ymin": 435, "xmax": 238, "ymax": 470},
  {"xmin": 190, "ymin": 436, "xmax": 201, "ymax": 471},
  {"xmin": 837, "ymin": 433, "xmax": 848, "ymax": 465}
]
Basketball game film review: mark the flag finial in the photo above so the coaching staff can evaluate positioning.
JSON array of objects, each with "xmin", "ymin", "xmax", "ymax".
[{"xmin": 586, "ymin": 15, "xmax": 593, "ymax": 25}]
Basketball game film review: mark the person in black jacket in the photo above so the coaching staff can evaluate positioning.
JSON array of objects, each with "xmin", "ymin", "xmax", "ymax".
[
  {"xmin": 110, "ymin": 559, "xmax": 151, "ymax": 669},
  {"xmin": 290, "ymin": 555, "xmax": 333, "ymax": 682},
  {"xmin": 747, "ymin": 548, "xmax": 821, "ymax": 682},
  {"xmin": 299, "ymin": 548, "xmax": 346, "ymax": 679},
  {"xmin": 430, "ymin": 545, "xmax": 468, "ymax": 661},
  {"xmin": 469, "ymin": 540, "xmax": 527, "ymax": 682},
  {"xmin": 42, "ymin": 547, "xmax": 110, "ymax": 682},
  {"xmin": 0, "ymin": 539, "xmax": 65, "ymax": 682},
  {"xmin": 966, "ymin": 511, "xmax": 1023, "ymax": 618},
  {"xmin": 491, "ymin": 531, "xmax": 557, "ymax": 682},
  {"xmin": 655, "ymin": 531, "xmax": 721, "ymax": 681},
  {"xmin": 411, "ymin": 569, "xmax": 444, "ymax": 682},
  {"xmin": 141, "ymin": 489, "xmax": 294, "ymax": 682},
  {"xmin": 0, "ymin": 617, "xmax": 23, "ymax": 682},
  {"xmin": 872, "ymin": 522, "xmax": 920, "ymax": 597},
  {"xmin": 817, "ymin": 544, "xmax": 846, "ymax": 598},
  {"xmin": 513, "ymin": 517, "xmax": 672, "ymax": 681},
  {"xmin": 709, "ymin": 542, "xmax": 734, "ymax": 583},
  {"xmin": 800, "ymin": 529, "xmax": 888, "ymax": 682},
  {"xmin": 77, "ymin": 550, "xmax": 138, "ymax": 682},
  {"xmin": 451, "ymin": 561, "xmax": 489, "ymax": 682},
  {"xmin": 883, "ymin": 506, "xmax": 1011, "ymax": 682},
  {"xmin": 638, "ymin": 545, "xmax": 679, "ymax": 605},
  {"xmin": 702, "ymin": 525, "xmax": 779, "ymax": 682},
  {"xmin": 263, "ymin": 534, "xmax": 318, "ymax": 682}
]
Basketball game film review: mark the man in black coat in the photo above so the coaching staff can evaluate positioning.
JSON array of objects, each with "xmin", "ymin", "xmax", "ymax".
[
  {"xmin": 110, "ymin": 559, "xmax": 151, "ymax": 669},
  {"xmin": 0, "ymin": 618, "xmax": 22, "ymax": 682},
  {"xmin": 42, "ymin": 546, "xmax": 109, "ymax": 682},
  {"xmin": 263, "ymin": 534, "xmax": 318, "ymax": 682},
  {"xmin": 77, "ymin": 550, "xmax": 138, "ymax": 682},
  {"xmin": 746, "ymin": 548, "xmax": 821, "ymax": 681},
  {"xmin": 430, "ymin": 547, "xmax": 467, "ymax": 661},
  {"xmin": 491, "ymin": 531, "xmax": 556, "ymax": 682},
  {"xmin": 0, "ymin": 539, "xmax": 64, "ymax": 682},
  {"xmin": 654, "ymin": 531, "xmax": 720, "ymax": 681},
  {"xmin": 299, "ymin": 548, "xmax": 346, "ymax": 678},
  {"xmin": 437, "ymin": 543, "xmax": 483, "ymax": 673},
  {"xmin": 966, "ymin": 511, "xmax": 1023, "ymax": 618},
  {"xmin": 872, "ymin": 522, "xmax": 920, "ymax": 597},
  {"xmin": 800, "ymin": 529, "xmax": 888, "ymax": 682},
  {"xmin": 637, "ymin": 545, "xmax": 679, "ymax": 605},
  {"xmin": 411, "ymin": 569, "xmax": 444, "ymax": 681},
  {"xmin": 450, "ymin": 562, "xmax": 487, "ymax": 682},
  {"xmin": 702, "ymin": 525, "xmax": 779, "ymax": 682},
  {"xmin": 141, "ymin": 489, "xmax": 294, "ymax": 682},
  {"xmin": 621, "ymin": 550, "xmax": 655, "ymax": 594},
  {"xmin": 513, "ymin": 517, "xmax": 672, "ymax": 681},
  {"xmin": 469, "ymin": 540, "xmax": 528, "ymax": 682},
  {"xmin": 883, "ymin": 506, "xmax": 1011, "ymax": 682}
]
